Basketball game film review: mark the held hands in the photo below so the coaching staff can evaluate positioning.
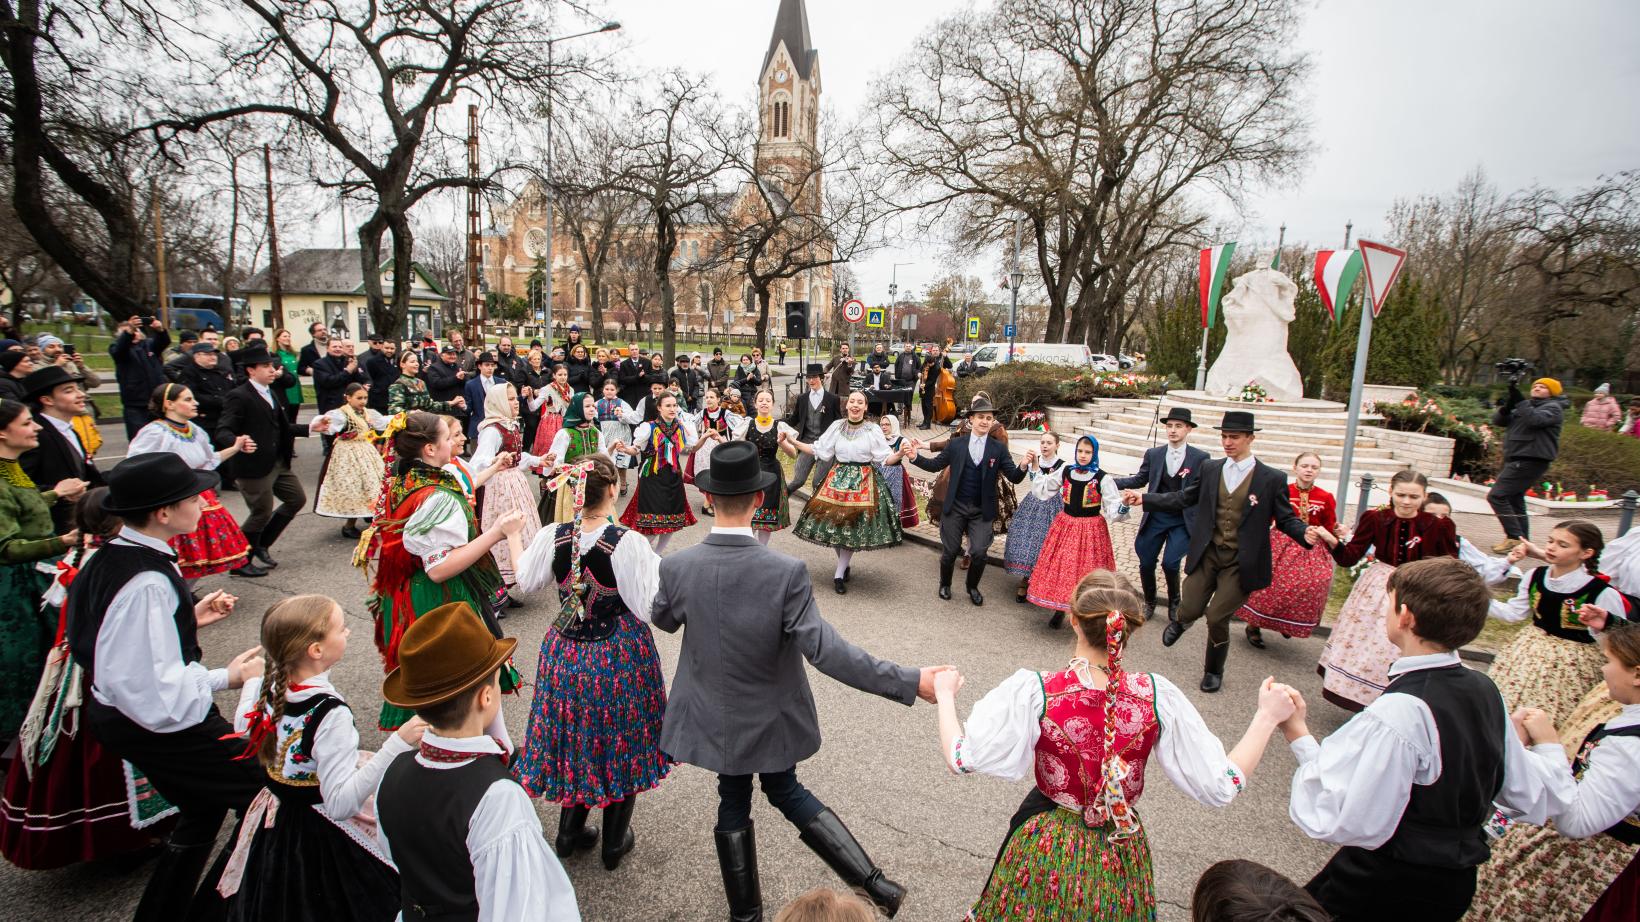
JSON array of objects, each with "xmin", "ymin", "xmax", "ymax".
[
  {"xmin": 226, "ymin": 646, "xmax": 264, "ymax": 689},
  {"xmin": 1512, "ymin": 707, "xmax": 1559, "ymax": 747},
  {"xmin": 1256, "ymin": 677, "xmax": 1299, "ymax": 723},
  {"xmin": 933, "ymin": 668, "xmax": 964, "ymax": 701},
  {"xmin": 395, "ymin": 716, "xmax": 430, "ymax": 747},
  {"xmin": 234, "ymin": 434, "xmax": 257, "ymax": 454},
  {"xmin": 452, "ymin": 397, "xmax": 467, "ymax": 409},
  {"xmin": 917, "ymin": 665, "xmax": 959, "ymax": 704},
  {"xmin": 1507, "ymin": 540, "xmax": 1542, "ymax": 564},
  {"xmin": 1020, "ymin": 449, "xmax": 1037, "ymax": 467},
  {"xmin": 53, "ymin": 478, "xmax": 89, "ymax": 501},
  {"xmin": 195, "ymin": 589, "xmax": 238, "ymax": 627},
  {"xmin": 493, "ymin": 510, "xmax": 525, "ymax": 538},
  {"xmin": 1577, "ymin": 604, "xmax": 1612, "ymax": 633},
  {"xmin": 310, "ymin": 416, "xmax": 334, "ymax": 434},
  {"xmin": 1120, "ymin": 489, "xmax": 1144, "ymax": 507},
  {"xmin": 1305, "ymin": 526, "xmax": 1338, "ymax": 548},
  {"xmin": 58, "ymin": 529, "xmax": 81, "ymax": 548}
]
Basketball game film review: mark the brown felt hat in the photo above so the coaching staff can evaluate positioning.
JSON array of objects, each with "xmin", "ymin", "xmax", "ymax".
[{"xmin": 381, "ymin": 602, "xmax": 516, "ymax": 709}]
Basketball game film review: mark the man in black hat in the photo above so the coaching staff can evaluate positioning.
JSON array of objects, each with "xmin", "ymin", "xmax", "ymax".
[
  {"xmin": 1113, "ymin": 407, "xmax": 1210, "ymax": 623},
  {"xmin": 172, "ymin": 342, "xmax": 235, "ymax": 440},
  {"xmin": 19, "ymin": 365, "xmax": 101, "ymax": 531},
  {"xmin": 64, "ymin": 452, "xmax": 265, "ymax": 921},
  {"xmin": 1121, "ymin": 411, "xmax": 1310, "ymax": 692},
  {"xmin": 906, "ymin": 396, "xmax": 1034, "ymax": 605},
  {"xmin": 657, "ymin": 440, "xmax": 942, "ymax": 919},
  {"xmin": 785, "ymin": 363, "xmax": 841, "ymax": 495},
  {"xmin": 215, "ymin": 342, "xmax": 331, "ymax": 570}
]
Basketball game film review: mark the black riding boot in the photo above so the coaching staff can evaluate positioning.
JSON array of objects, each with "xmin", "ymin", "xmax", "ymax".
[
  {"xmin": 601, "ymin": 797, "xmax": 637, "ymax": 870},
  {"xmin": 714, "ymin": 823, "xmax": 763, "ymax": 922},
  {"xmin": 1139, "ymin": 566, "xmax": 1159, "ymax": 621},
  {"xmin": 1202, "ymin": 642, "xmax": 1229, "ymax": 693},
  {"xmin": 554, "ymin": 805, "xmax": 598, "ymax": 857},
  {"xmin": 797, "ymin": 809, "xmax": 906, "ymax": 917},
  {"xmin": 1164, "ymin": 568, "xmax": 1182, "ymax": 623}
]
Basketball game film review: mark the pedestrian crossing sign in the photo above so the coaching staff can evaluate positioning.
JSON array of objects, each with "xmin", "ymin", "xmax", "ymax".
[
  {"xmin": 967, "ymin": 317, "xmax": 981, "ymax": 339},
  {"xmin": 866, "ymin": 308, "xmax": 884, "ymax": 328}
]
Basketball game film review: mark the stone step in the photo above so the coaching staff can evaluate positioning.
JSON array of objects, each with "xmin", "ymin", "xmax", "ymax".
[
  {"xmin": 1157, "ymin": 399, "xmax": 1377, "ymax": 427},
  {"xmin": 1079, "ymin": 427, "xmax": 1413, "ymax": 476},
  {"xmin": 1158, "ymin": 389, "xmax": 1349, "ymax": 412},
  {"xmin": 1092, "ymin": 413, "xmax": 1389, "ymax": 453}
]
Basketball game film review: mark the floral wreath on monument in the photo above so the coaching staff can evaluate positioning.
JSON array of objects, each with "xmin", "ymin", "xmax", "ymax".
[{"xmin": 1230, "ymin": 380, "xmax": 1275, "ymax": 403}]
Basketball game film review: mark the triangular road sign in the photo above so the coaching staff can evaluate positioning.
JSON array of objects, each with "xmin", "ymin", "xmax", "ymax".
[{"xmin": 1357, "ymin": 239, "xmax": 1407, "ymax": 317}]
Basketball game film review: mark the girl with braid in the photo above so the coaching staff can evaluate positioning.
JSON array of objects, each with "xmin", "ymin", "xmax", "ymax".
[{"xmin": 218, "ymin": 595, "xmax": 426, "ymax": 922}]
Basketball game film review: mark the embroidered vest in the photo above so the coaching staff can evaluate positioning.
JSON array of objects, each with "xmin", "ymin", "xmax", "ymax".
[
  {"xmin": 1033, "ymin": 669, "xmax": 1160, "ymax": 825},
  {"xmin": 1572, "ymin": 723, "xmax": 1640, "ymax": 845},
  {"xmin": 1059, "ymin": 471, "xmax": 1104, "ymax": 519},
  {"xmin": 551, "ymin": 523, "xmax": 631, "ymax": 642},
  {"xmin": 1526, "ymin": 568, "xmax": 1611, "ymax": 643}
]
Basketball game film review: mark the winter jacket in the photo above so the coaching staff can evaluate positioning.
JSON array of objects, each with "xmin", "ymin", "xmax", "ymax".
[
  {"xmin": 1580, "ymin": 395, "xmax": 1622, "ymax": 431},
  {"xmin": 1493, "ymin": 388, "xmax": 1567, "ymax": 463}
]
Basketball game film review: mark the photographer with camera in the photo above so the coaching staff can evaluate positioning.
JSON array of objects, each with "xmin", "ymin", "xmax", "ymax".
[
  {"xmin": 1486, "ymin": 360, "xmax": 1567, "ymax": 553},
  {"xmin": 108, "ymin": 314, "xmax": 171, "ymax": 438}
]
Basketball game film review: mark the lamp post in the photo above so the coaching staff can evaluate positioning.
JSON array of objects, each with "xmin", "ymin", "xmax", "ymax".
[
  {"xmin": 888, "ymin": 261, "xmax": 911, "ymax": 350},
  {"xmin": 539, "ymin": 20, "xmax": 622, "ymax": 347}
]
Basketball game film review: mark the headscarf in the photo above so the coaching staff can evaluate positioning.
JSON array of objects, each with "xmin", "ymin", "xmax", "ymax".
[
  {"xmin": 477, "ymin": 382, "xmax": 516, "ymax": 433},
  {"xmin": 880, "ymin": 414, "xmax": 902, "ymax": 444},
  {"xmin": 562, "ymin": 391, "xmax": 592, "ymax": 427},
  {"xmin": 1069, "ymin": 434, "xmax": 1099, "ymax": 475}
]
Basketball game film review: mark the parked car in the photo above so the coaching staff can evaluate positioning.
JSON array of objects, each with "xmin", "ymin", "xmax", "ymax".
[{"xmin": 972, "ymin": 341, "xmax": 1097, "ymax": 372}]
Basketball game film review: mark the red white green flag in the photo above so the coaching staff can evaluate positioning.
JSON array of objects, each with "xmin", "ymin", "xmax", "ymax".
[
  {"xmin": 1198, "ymin": 243, "xmax": 1237, "ymax": 328},
  {"xmin": 1313, "ymin": 248, "xmax": 1362, "ymax": 325}
]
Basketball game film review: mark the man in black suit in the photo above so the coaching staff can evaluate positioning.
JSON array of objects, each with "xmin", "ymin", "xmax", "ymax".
[
  {"xmin": 424, "ymin": 344, "xmax": 466, "ymax": 403},
  {"xmin": 312, "ymin": 338, "xmax": 368, "ymax": 456},
  {"xmin": 19, "ymin": 366, "xmax": 101, "ymax": 531},
  {"xmin": 616, "ymin": 343, "xmax": 648, "ymax": 408},
  {"xmin": 108, "ymin": 314, "xmax": 171, "ymax": 438},
  {"xmin": 917, "ymin": 345, "xmax": 952, "ymax": 430},
  {"xmin": 296, "ymin": 322, "xmax": 328, "ymax": 378},
  {"xmin": 362, "ymin": 334, "xmax": 397, "ymax": 414},
  {"xmin": 215, "ymin": 343, "xmax": 331, "ymax": 572},
  {"xmin": 1122, "ymin": 410, "xmax": 1310, "ymax": 692},
  {"xmin": 493, "ymin": 336, "xmax": 528, "ymax": 385},
  {"xmin": 861, "ymin": 363, "xmax": 896, "ymax": 418},
  {"xmin": 906, "ymin": 396, "xmax": 1032, "ymax": 605},
  {"xmin": 784, "ymin": 363, "xmax": 841, "ymax": 495},
  {"xmin": 1113, "ymin": 407, "xmax": 1210, "ymax": 623}
]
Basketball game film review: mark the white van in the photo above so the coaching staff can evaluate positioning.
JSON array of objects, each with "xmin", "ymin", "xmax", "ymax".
[{"xmin": 970, "ymin": 341, "xmax": 1095, "ymax": 372}]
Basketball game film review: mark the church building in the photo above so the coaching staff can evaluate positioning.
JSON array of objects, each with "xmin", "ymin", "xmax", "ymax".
[{"xmin": 482, "ymin": 0, "xmax": 834, "ymax": 341}]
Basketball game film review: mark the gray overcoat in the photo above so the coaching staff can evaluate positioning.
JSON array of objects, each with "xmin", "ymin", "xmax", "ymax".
[{"xmin": 651, "ymin": 533, "xmax": 920, "ymax": 775}]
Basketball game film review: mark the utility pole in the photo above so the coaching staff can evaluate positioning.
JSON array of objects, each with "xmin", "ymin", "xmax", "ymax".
[
  {"xmin": 263, "ymin": 143, "xmax": 285, "ymax": 331},
  {"xmin": 151, "ymin": 178, "xmax": 169, "ymax": 327},
  {"xmin": 465, "ymin": 104, "xmax": 483, "ymax": 343}
]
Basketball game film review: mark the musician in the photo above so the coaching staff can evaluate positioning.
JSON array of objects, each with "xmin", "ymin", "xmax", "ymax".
[
  {"xmin": 862, "ymin": 363, "xmax": 895, "ymax": 418},
  {"xmin": 918, "ymin": 345, "xmax": 952, "ymax": 431}
]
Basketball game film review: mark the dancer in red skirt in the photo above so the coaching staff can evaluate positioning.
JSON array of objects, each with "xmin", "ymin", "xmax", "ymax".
[
  {"xmin": 1026, "ymin": 435, "xmax": 1117, "ymax": 627},
  {"xmin": 127, "ymin": 383, "xmax": 260, "ymax": 582},
  {"xmin": 1235, "ymin": 451, "xmax": 1338, "ymax": 647},
  {"xmin": 619, "ymin": 392, "xmax": 699, "ymax": 554}
]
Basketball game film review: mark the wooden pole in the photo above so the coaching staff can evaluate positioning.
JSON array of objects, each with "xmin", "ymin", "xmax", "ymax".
[
  {"xmin": 263, "ymin": 144, "xmax": 285, "ymax": 330},
  {"xmin": 466, "ymin": 103, "xmax": 483, "ymax": 342},
  {"xmin": 152, "ymin": 178, "xmax": 169, "ymax": 327}
]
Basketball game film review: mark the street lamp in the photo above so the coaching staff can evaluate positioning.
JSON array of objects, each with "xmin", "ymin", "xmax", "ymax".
[
  {"xmin": 888, "ymin": 261, "xmax": 912, "ymax": 349},
  {"xmin": 540, "ymin": 20, "xmax": 622, "ymax": 347},
  {"xmin": 1006, "ymin": 217, "xmax": 1024, "ymax": 363}
]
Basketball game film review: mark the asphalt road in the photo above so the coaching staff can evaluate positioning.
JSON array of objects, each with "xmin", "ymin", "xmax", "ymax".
[{"xmin": 2, "ymin": 424, "xmax": 1353, "ymax": 922}]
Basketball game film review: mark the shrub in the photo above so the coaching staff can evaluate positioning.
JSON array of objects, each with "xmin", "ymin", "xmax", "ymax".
[
  {"xmin": 954, "ymin": 362, "xmax": 1173, "ymax": 425},
  {"xmin": 1544, "ymin": 423, "xmax": 1640, "ymax": 498},
  {"xmin": 1373, "ymin": 394, "xmax": 1497, "ymax": 479}
]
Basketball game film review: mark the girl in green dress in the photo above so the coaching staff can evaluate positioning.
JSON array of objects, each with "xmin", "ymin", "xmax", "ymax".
[
  {"xmin": 0, "ymin": 399, "xmax": 87, "ymax": 746},
  {"xmin": 386, "ymin": 350, "xmax": 465, "ymax": 417},
  {"xmin": 790, "ymin": 390, "xmax": 908, "ymax": 595}
]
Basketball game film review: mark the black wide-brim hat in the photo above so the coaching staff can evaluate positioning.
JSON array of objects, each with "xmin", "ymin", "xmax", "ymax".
[
  {"xmin": 101, "ymin": 452, "xmax": 219, "ymax": 513},
  {"xmin": 805, "ymin": 363, "xmax": 825, "ymax": 378},
  {"xmin": 1162, "ymin": 406, "xmax": 1198, "ymax": 428},
  {"xmin": 235, "ymin": 341, "xmax": 277, "ymax": 367},
  {"xmin": 21, "ymin": 365, "xmax": 76, "ymax": 401},
  {"xmin": 692, "ymin": 440, "xmax": 777, "ymax": 496},
  {"xmin": 1215, "ymin": 410, "xmax": 1261, "ymax": 433}
]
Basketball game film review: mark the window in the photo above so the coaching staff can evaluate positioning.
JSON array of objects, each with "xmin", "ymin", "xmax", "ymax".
[
  {"xmin": 576, "ymin": 280, "xmax": 586, "ymax": 310},
  {"xmin": 770, "ymin": 94, "xmax": 791, "ymax": 139},
  {"xmin": 974, "ymin": 346, "xmax": 998, "ymax": 362}
]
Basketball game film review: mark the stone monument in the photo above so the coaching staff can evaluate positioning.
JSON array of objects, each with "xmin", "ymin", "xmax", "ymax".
[{"xmin": 1205, "ymin": 267, "xmax": 1305, "ymax": 402}]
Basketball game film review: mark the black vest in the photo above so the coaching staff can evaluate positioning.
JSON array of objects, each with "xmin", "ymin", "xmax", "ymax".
[
  {"xmin": 954, "ymin": 439, "xmax": 987, "ymax": 507},
  {"xmin": 378, "ymin": 752, "xmax": 513, "ymax": 922},
  {"xmin": 1380, "ymin": 664, "xmax": 1506, "ymax": 868},
  {"xmin": 1148, "ymin": 455, "xmax": 1189, "ymax": 525},
  {"xmin": 1526, "ymin": 568, "xmax": 1610, "ymax": 643},
  {"xmin": 551, "ymin": 523, "xmax": 630, "ymax": 641},
  {"xmin": 1572, "ymin": 723, "xmax": 1640, "ymax": 845},
  {"xmin": 66, "ymin": 540, "xmax": 198, "ymax": 683}
]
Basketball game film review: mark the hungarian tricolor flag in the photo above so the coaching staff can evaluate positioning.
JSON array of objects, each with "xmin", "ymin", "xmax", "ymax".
[
  {"xmin": 1198, "ymin": 243, "xmax": 1236, "ymax": 328},
  {"xmin": 1314, "ymin": 248, "xmax": 1362, "ymax": 325}
]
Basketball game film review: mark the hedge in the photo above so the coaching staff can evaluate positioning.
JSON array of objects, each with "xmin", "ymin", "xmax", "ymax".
[{"xmin": 954, "ymin": 362, "xmax": 1173, "ymax": 426}]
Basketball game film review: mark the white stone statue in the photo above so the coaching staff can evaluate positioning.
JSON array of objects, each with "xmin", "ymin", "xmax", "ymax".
[{"xmin": 1205, "ymin": 267, "xmax": 1305, "ymax": 402}]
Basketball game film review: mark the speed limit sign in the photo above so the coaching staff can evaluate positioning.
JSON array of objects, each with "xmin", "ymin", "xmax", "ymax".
[{"xmin": 842, "ymin": 299, "xmax": 866, "ymax": 324}]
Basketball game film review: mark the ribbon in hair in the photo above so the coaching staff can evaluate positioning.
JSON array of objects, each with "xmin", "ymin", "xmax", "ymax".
[
  {"xmin": 547, "ymin": 459, "xmax": 599, "ymax": 630},
  {"xmin": 222, "ymin": 707, "xmax": 276, "ymax": 761},
  {"xmin": 1097, "ymin": 609, "xmax": 1140, "ymax": 839}
]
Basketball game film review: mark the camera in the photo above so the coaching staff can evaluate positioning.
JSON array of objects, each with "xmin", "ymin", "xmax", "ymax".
[
  {"xmin": 64, "ymin": 343, "xmax": 76, "ymax": 356},
  {"xmin": 1495, "ymin": 358, "xmax": 1533, "ymax": 383}
]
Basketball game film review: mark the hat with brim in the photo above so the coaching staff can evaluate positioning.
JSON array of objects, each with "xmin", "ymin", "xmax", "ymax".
[
  {"xmin": 692, "ymin": 440, "xmax": 778, "ymax": 497},
  {"xmin": 1215, "ymin": 410, "xmax": 1260, "ymax": 433},
  {"xmin": 101, "ymin": 452, "xmax": 220, "ymax": 514},
  {"xmin": 21, "ymin": 365, "xmax": 76, "ymax": 401},
  {"xmin": 805, "ymin": 363, "xmax": 825, "ymax": 378},
  {"xmin": 235, "ymin": 342, "xmax": 277, "ymax": 367},
  {"xmin": 382, "ymin": 602, "xmax": 517, "ymax": 709},
  {"xmin": 1162, "ymin": 407, "xmax": 1198, "ymax": 428},
  {"xmin": 964, "ymin": 395, "xmax": 998, "ymax": 416}
]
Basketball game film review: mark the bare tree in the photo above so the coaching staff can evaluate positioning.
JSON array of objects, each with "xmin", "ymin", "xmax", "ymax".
[
  {"xmin": 606, "ymin": 231, "xmax": 659, "ymax": 340},
  {"xmin": 414, "ymin": 222, "xmax": 469, "ymax": 326},
  {"xmin": 555, "ymin": 119, "xmax": 637, "ymax": 341},
  {"xmin": 871, "ymin": 0, "xmax": 1311, "ymax": 351}
]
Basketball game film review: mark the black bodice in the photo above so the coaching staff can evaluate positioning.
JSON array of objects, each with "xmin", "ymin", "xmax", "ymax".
[{"xmin": 551, "ymin": 522, "xmax": 633, "ymax": 641}]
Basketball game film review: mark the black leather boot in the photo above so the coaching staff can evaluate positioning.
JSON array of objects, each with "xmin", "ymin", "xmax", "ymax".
[
  {"xmin": 1139, "ymin": 566, "xmax": 1158, "ymax": 622},
  {"xmin": 965, "ymin": 556, "xmax": 986, "ymax": 606},
  {"xmin": 554, "ymin": 805, "xmax": 598, "ymax": 857},
  {"xmin": 714, "ymin": 824, "xmax": 763, "ymax": 922},
  {"xmin": 1164, "ymin": 568, "xmax": 1182, "ymax": 624},
  {"xmin": 601, "ymin": 797, "xmax": 636, "ymax": 870},
  {"xmin": 797, "ymin": 809, "xmax": 906, "ymax": 917},
  {"xmin": 937, "ymin": 558, "xmax": 955, "ymax": 600},
  {"xmin": 1201, "ymin": 642, "xmax": 1228, "ymax": 693}
]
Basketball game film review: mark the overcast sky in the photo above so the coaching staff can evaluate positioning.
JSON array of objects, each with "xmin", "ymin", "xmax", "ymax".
[{"xmin": 289, "ymin": 0, "xmax": 1640, "ymax": 313}]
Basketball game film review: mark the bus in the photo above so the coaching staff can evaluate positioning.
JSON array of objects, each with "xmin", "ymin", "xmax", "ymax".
[{"xmin": 168, "ymin": 294, "xmax": 250, "ymax": 332}]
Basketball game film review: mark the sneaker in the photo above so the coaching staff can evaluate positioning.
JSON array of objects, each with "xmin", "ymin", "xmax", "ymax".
[{"xmin": 1492, "ymin": 537, "xmax": 1522, "ymax": 554}]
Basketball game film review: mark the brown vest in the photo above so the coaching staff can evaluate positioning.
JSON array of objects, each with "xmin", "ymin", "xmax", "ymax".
[{"xmin": 1213, "ymin": 466, "xmax": 1253, "ymax": 552}]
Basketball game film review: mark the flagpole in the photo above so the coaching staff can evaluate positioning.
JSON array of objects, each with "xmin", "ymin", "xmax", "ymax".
[
  {"xmin": 1194, "ymin": 326, "xmax": 1210, "ymax": 391},
  {"xmin": 1335, "ymin": 285, "xmax": 1374, "ymax": 524}
]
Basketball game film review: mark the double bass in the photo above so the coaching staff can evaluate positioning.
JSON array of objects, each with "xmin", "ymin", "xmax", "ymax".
[{"xmin": 932, "ymin": 340, "xmax": 958, "ymax": 424}]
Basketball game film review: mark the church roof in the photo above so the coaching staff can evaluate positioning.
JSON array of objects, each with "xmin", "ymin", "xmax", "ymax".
[{"xmin": 762, "ymin": 0, "xmax": 817, "ymax": 80}]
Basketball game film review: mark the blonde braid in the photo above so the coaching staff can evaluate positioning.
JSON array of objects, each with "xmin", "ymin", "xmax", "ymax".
[{"xmin": 258, "ymin": 661, "xmax": 288, "ymax": 769}]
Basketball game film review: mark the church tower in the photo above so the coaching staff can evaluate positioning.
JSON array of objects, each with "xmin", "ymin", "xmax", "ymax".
[{"xmin": 757, "ymin": 0, "xmax": 822, "ymax": 203}]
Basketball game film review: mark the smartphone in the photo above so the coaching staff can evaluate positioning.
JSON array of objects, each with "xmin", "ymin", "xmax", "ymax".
[{"xmin": 64, "ymin": 343, "xmax": 76, "ymax": 355}]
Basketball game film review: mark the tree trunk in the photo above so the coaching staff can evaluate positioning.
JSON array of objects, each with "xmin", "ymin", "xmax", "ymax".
[
  {"xmin": 389, "ymin": 216, "xmax": 415, "ymax": 340},
  {"xmin": 223, "ymin": 155, "xmax": 240, "ymax": 327},
  {"xmin": 358, "ymin": 216, "xmax": 393, "ymax": 336},
  {"xmin": 653, "ymin": 211, "xmax": 678, "ymax": 363},
  {"xmin": 754, "ymin": 283, "xmax": 774, "ymax": 347},
  {"xmin": 589, "ymin": 278, "xmax": 605, "ymax": 341}
]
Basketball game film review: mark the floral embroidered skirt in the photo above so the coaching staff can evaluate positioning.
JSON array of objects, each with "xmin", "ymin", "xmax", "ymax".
[
  {"xmin": 512, "ymin": 616, "xmax": 671, "ymax": 807},
  {"xmin": 314, "ymin": 439, "xmax": 386, "ymax": 519},
  {"xmin": 170, "ymin": 489, "xmax": 250, "ymax": 579},
  {"xmin": 969, "ymin": 807, "xmax": 1156, "ymax": 922},
  {"xmin": 482, "ymin": 468, "xmax": 542, "ymax": 585},
  {"xmin": 1488, "ymin": 625, "xmax": 1606, "ymax": 729},
  {"xmin": 620, "ymin": 466, "xmax": 695, "ymax": 535},
  {"xmin": 1318, "ymin": 561, "xmax": 1398, "ymax": 711},
  {"xmin": 531, "ymin": 410, "xmax": 563, "ymax": 457},
  {"xmin": 1026, "ymin": 515, "xmax": 1116, "ymax": 612},
  {"xmin": 1235, "ymin": 531, "xmax": 1335, "ymax": 638},
  {"xmin": 1465, "ymin": 819, "xmax": 1637, "ymax": 922},
  {"xmin": 1003, "ymin": 492, "xmax": 1060, "ymax": 577},
  {"xmin": 752, "ymin": 473, "xmax": 791, "ymax": 533},
  {"xmin": 793, "ymin": 461, "xmax": 902, "ymax": 551}
]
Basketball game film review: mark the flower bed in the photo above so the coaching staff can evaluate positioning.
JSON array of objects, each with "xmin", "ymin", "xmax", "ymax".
[{"xmin": 1373, "ymin": 394, "xmax": 1496, "ymax": 479}]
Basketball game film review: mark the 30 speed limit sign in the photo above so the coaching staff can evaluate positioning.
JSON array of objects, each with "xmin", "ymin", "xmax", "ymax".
[{"xmin": 842, "ymin": 299, "xmax": 866, "ymax": 323}]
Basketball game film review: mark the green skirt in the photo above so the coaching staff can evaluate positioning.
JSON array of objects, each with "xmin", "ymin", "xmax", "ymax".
[
  {"xmin": 378, "ymin": 570, "xmax": 522, "ymax": 730},
  {"xmin": 0, "ymin": 564, "xmax": 55, "ymax": 739},
  {"xmin": 969, "ymin": 807, "xmax": 1156, "ymax": 922},
  {"xmin": 793, "ymin": 461, "xmax": 902, "ymax": 551}
]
